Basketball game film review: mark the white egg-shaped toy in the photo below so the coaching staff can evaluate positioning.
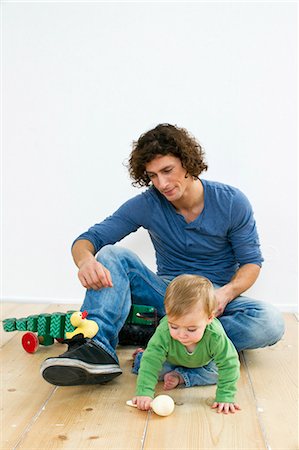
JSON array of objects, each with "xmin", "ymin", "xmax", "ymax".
[{"xmin": 151, "ymin": 395, "xmax": 175, "ymax": 416}]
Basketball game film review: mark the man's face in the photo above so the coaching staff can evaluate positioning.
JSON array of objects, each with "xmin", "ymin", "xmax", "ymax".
[{"xmin": 145, "ymin": 154, "xmax": 191, "ymax": 202}]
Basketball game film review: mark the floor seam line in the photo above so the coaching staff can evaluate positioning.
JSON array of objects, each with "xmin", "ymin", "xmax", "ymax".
[
  {"xmin": 240, "ymin": 351, "xmax": 272, "ymax": 450},
  {"xmin": 140, "ymin": 410, "xmax": 151, "ymax": 450},
  {"xmin": 12, "ymin": 386, "xmax": 59, "ymax": 450}
]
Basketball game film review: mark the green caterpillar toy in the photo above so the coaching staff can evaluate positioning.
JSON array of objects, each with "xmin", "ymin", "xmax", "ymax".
[{"xmin": 2, "ymin": 305, "xmax": 158, "ymax": 353}]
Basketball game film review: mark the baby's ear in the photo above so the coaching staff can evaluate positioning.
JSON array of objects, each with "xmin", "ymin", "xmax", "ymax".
[{"xmin": 207, "ymin": 315, "xmax": 214, "ymax": 324}]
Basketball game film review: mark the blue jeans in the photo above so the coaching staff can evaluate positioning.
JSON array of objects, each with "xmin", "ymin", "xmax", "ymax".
[
  {"xmin": 81, "ymin": 245, "xmax": 285, "ymax": 385},
  {"xmin": 131, "ymin": 352, "xmax": 220, "ymax": 387}
]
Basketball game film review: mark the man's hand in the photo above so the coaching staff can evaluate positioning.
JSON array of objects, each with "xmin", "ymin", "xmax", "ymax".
[
  {"xmin": 214, "ymin": 287, "xmax": 231, "ymax": 317},
  {"xmin": 214, "ymin": 264, "xmax": 261, "ymax": 317},
  {"xmin": 132, "ymin": 396, "xmax": 153, "ymax": 411},
  {"xmin": 72, "ymin": 239, "xmax": 113, "ymax": 290},
  {"xmin": 212, "ymin": 401, "xmax": 241, "ymax": 414},
  {"xmin": 78, "ymin": 257, "xmax": 113, "ymax": 290}
]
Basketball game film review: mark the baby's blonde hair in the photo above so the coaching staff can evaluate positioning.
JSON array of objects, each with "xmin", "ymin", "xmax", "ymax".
[{"xmin": 164, "ymin": 274, "xmax": 217, "ymax": 318}]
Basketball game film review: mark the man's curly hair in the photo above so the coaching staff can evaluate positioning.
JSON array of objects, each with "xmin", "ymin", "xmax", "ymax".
[{"xmin": 128, "ymin": 123, "xmax": 208, "ymax": 187}]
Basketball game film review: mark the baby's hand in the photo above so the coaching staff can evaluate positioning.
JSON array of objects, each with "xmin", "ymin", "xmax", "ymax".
[
  {"xmin": 212, "ymin": 401, "xmax": 241, "ymax": 414},
  {"xmin": 132, "ymin": 396, "xmax": 153, "ymax": 411}
]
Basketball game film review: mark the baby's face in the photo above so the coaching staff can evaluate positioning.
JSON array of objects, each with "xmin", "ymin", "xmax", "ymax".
[{"xmin": 167, "ymin": 308, "xmax": 213, "ymax": 348}]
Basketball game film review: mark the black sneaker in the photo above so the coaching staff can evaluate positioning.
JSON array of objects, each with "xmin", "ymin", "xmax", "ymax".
[{"xmin": 40, "ymin": 335, "xmax": 122, "ymax": 386}]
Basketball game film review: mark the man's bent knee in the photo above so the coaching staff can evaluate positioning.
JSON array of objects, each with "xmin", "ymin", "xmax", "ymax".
[
  {"xmin": 264, "ymin": 304, "xmax": 285, "ymax": 345},
  {"xmin": 263, "ymin": 303, "xmax": 285, "ymax": 346},
  {"xmin": 97, "ymin": 244, "xmax": 133, "ymax": 259}
]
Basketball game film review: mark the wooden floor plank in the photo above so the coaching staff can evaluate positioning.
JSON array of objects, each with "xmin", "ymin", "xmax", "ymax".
[
  {"xmin": 1, "ymin": 329, "xmax": 63, "ymax": 449},
  {"xmin": 140, "ymin": 361, "xmax": 266, "ymax": 450},
  {"xmin": 243, "ymin": 313, "xmax": 298, "ymax": 450},
  {"xmin": 17, "ymin": 348, "xmax": 148, "ymax": 450},
  {"xmin": 1, "ymin": 303, "xmax": 80, "ymax": 449}
]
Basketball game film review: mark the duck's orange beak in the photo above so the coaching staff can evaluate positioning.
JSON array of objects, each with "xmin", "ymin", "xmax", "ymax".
[{"xmin": 81, "ymin": 311, "xmax": 88, "ymax": 319}]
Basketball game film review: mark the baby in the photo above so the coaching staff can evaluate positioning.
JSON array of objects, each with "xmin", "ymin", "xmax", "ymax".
[{"xmin": 132, "ymin": 274, "xmax": 241, "ymax": 414}]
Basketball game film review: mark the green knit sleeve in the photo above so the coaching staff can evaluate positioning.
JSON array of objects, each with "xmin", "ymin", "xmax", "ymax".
[
  {"xmin": 211, "ymin": 332, "xmax": 240, "ymax": 403},
  {"xmin": 135, "ymin": 323, "xmax": 169, "ymax": 398}
]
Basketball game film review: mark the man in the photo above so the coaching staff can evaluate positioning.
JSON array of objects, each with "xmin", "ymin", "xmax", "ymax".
[{"xmin": 41, "ymin": 123, "xmax": 285, "ymax": 386}]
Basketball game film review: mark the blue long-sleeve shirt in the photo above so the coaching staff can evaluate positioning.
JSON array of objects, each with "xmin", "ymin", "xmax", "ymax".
[{"xmin": 73, "ymin": 179, "xmax": 263, "ymax": 286}]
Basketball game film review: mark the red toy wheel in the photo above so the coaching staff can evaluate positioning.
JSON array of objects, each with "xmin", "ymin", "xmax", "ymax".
[{"xmin": 22, "ymin": 332, "xmax": 39, "ymax": 353}]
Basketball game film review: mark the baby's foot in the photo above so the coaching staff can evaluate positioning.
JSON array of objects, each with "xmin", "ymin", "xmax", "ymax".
[
  {"xmin": 132, "ymin": 348, "xmax": 144, "ymax": 361},
  {"xmin": 163, "ymin": 371, "xmax": 184, "ymax": 390}
]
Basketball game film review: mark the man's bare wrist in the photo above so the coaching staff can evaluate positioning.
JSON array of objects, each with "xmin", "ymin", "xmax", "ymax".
[
  {"xmin": 219, "ymin": 284, "xmax": 235, "ymax": 303},
  {"xmin": 76, "ymin": 253, "xmax": 95, "ymax": 269}
]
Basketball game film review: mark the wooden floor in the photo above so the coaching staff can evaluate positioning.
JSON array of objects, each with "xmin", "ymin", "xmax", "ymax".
[{"xmin": 1, "ymin": 303, "xmax": 298, "ymax": 450}]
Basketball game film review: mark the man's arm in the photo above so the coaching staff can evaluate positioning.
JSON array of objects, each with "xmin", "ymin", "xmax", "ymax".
[
  {"xmin": 72, "ymin": 239, "xmax": 113, "ymax": 290},
  {"xmin": 215, "ymin": 263, "xmax": 260, "ymax": 316},
  {"xmin": 71, "ymin": 195, "xmax": 147, "ymax": 290}
]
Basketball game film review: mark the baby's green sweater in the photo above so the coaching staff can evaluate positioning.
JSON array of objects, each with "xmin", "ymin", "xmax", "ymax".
[{"xmin": 136, "ymin": 317, "xmax": 240, "ymax": 403}]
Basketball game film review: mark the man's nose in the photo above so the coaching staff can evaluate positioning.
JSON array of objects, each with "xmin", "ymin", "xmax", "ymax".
[{"xmin": 156, "ymin": 174, "xmax": 168, "ymax": 189}]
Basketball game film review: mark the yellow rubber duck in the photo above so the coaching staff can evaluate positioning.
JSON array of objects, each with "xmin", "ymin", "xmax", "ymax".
[{"xmin": 65, "ymin": 311, "xmax": 99, "ymax": 339}]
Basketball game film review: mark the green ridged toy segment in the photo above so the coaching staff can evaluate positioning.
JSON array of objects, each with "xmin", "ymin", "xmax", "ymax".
[
  {"xmin": 37, "ymin": 314, "xmax": 52, "ymax": 336},
  {"xmin": 50, "ymin": 312, "xmax": 66, "ymax": 338},
  {"xmin": 16, "ymin": 318, "xmax": 28, "ymax": 331},
  {"xmin": 64, "ymin": 311, "xmax": 76, "ymax": 334},
  {"xmin": 27, "ymin": 315, "xmax": 39, "ymax": 332},
  {"xmin": 39, "ymin": 334, "xmax": 54, "ymax": 346},
  {"xmin": 2, "ymin": 318, "xmax": 17, "ymax": 332}
]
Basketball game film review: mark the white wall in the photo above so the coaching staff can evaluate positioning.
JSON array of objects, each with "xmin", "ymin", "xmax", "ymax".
[{"xmin": 2, "ymin": 2, "xmax": 297, "ymax": 311}]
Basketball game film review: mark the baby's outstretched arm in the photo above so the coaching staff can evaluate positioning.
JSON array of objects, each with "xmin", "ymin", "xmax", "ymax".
[
  {"xmin": 132, "ymin": 396, "xmax": 153, "ymax": 411},
  {"xmin": 212, "ymin": 402, "xmax": 241, "ymax": 414}
]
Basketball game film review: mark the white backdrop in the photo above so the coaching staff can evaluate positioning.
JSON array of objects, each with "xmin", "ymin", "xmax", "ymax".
[{"xmin": 2, "ymin": 2, "xmax": 297, "ymax": 311}]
